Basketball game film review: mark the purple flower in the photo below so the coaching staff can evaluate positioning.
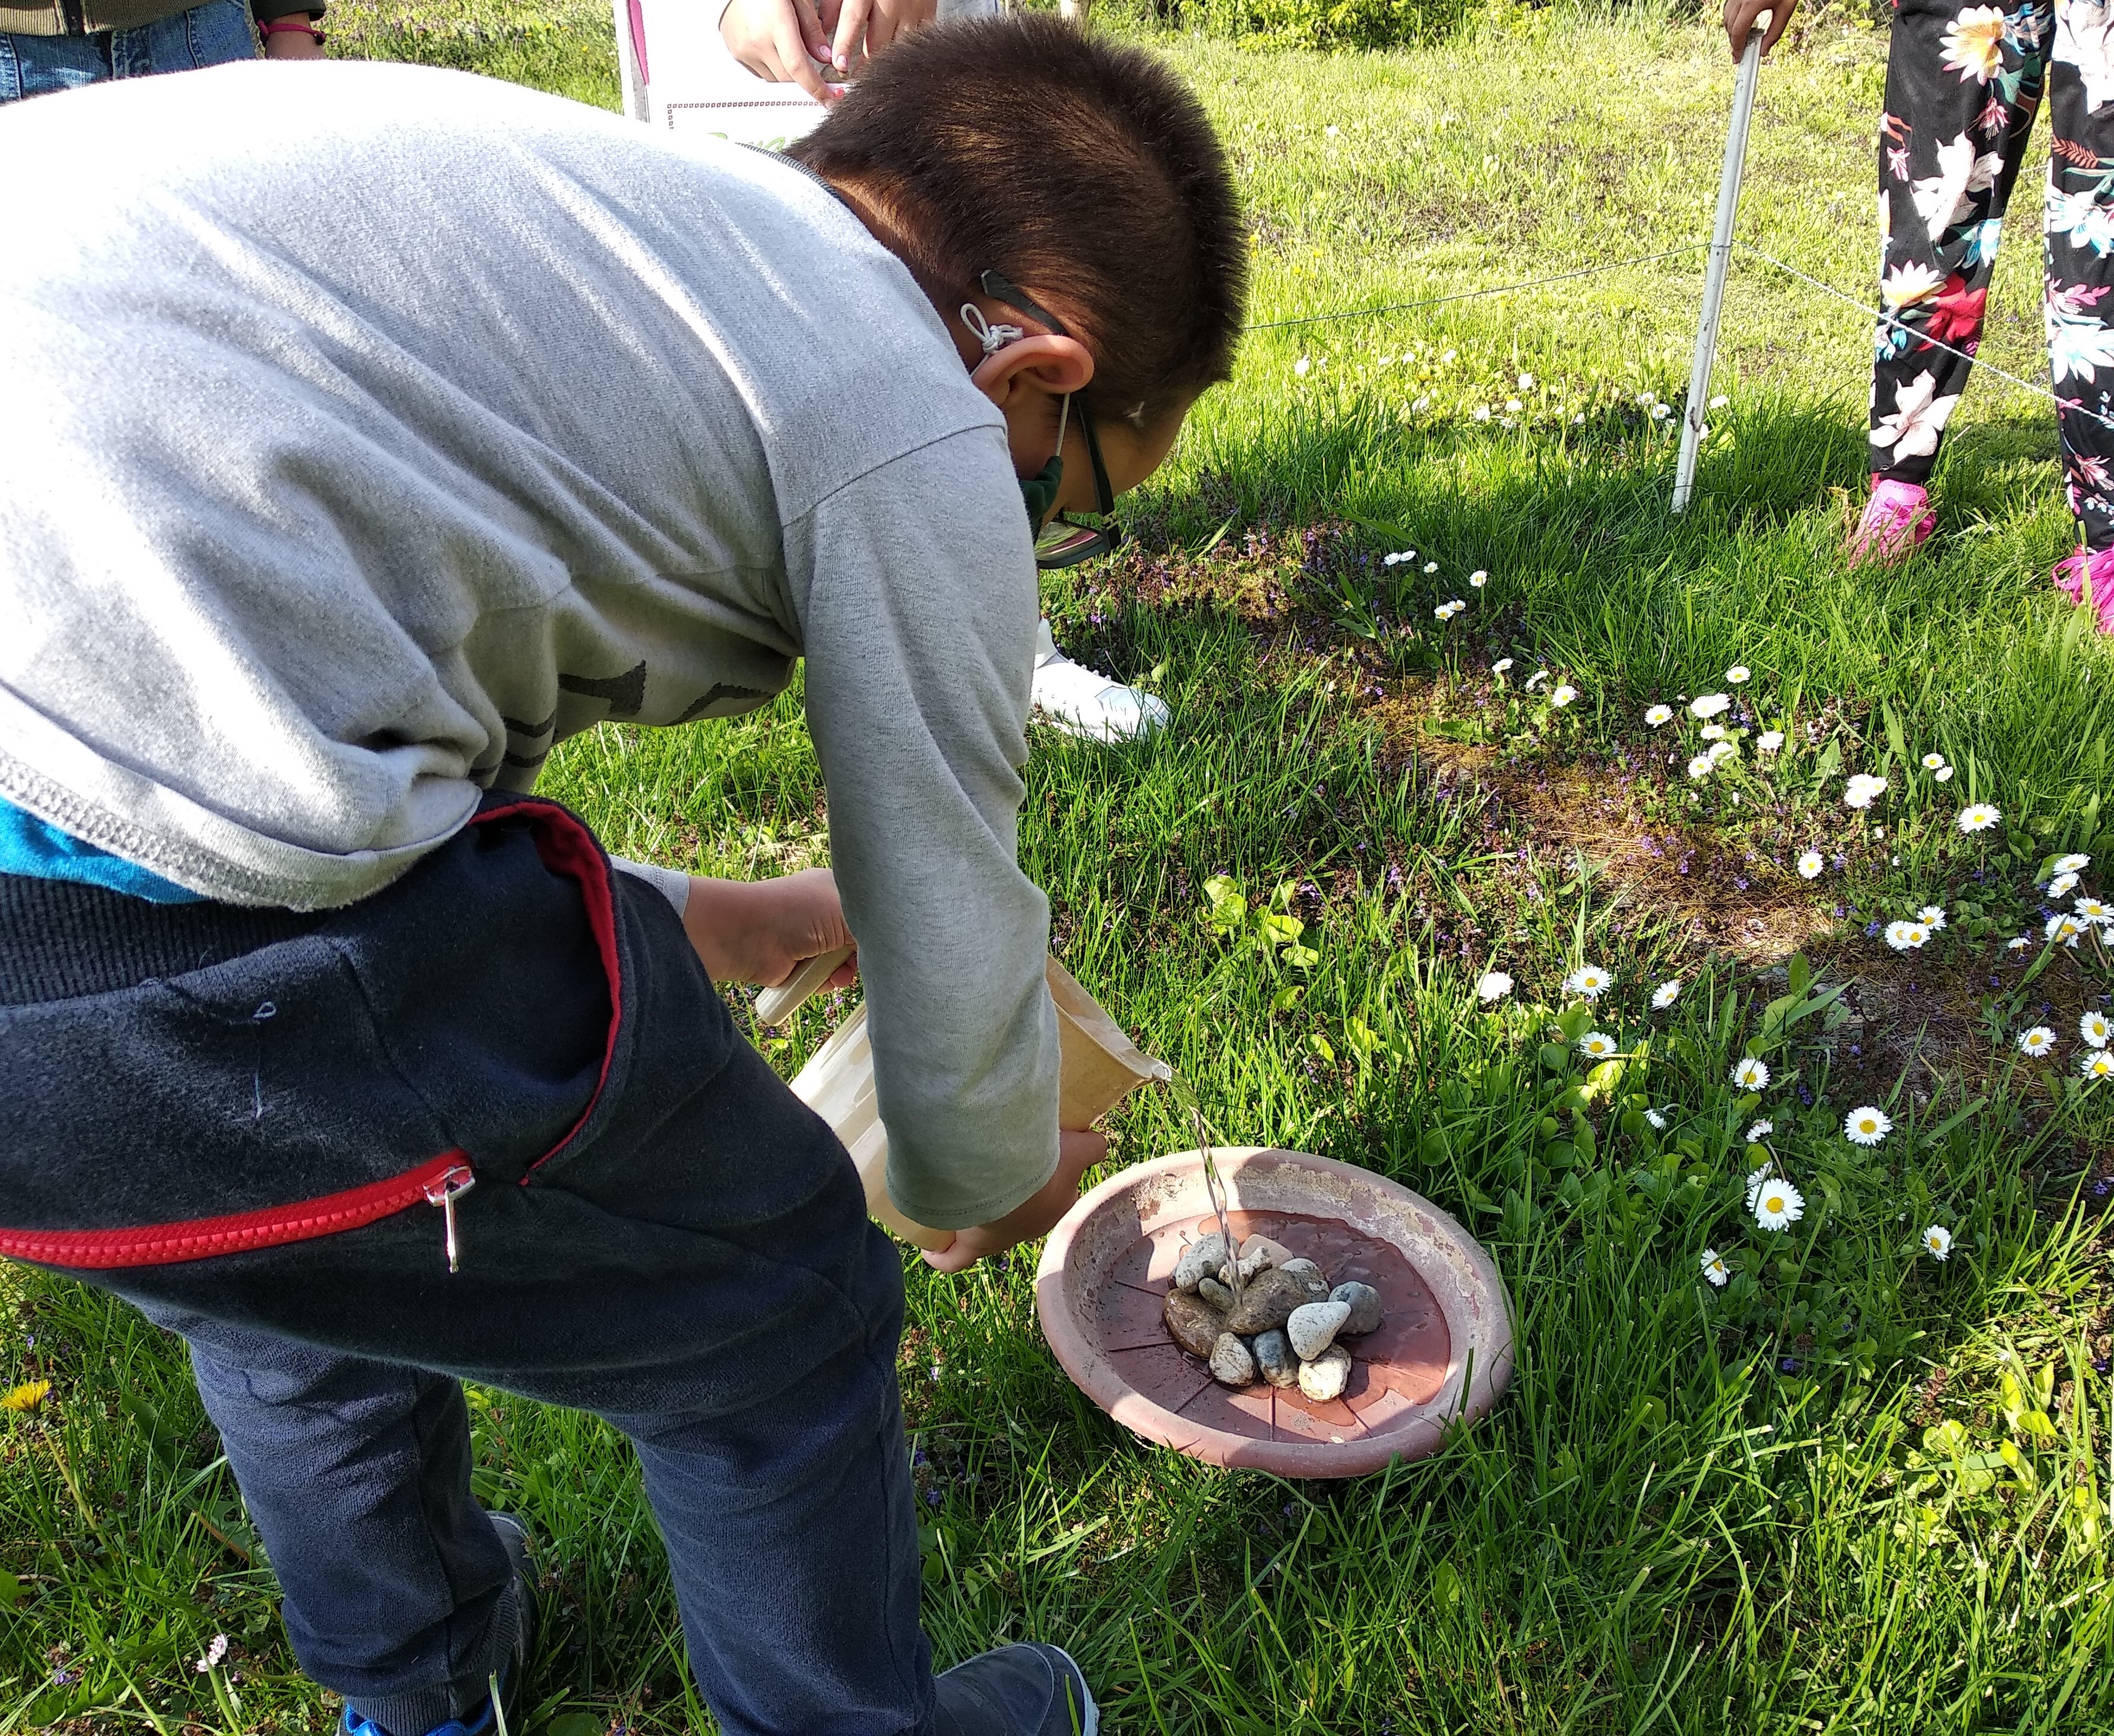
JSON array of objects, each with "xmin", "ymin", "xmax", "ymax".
[{"xmin": 927, "ymin": 1489, "xmax": 943, "ymax": 1507}]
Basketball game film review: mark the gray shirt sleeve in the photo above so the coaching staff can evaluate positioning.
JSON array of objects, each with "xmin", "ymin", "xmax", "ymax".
[{"xmin": 784, "ymin": 425, "xmax": 1061, "ymax": 1231}]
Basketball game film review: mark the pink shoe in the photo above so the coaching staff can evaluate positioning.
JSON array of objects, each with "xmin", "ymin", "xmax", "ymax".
[
  {"xmin": 1846, "ymin": 479, "xmax": 1936, "ymax": 566},
  {"xmin": 2054, "ymin": 546, "xmax": 2114, "ymax": 632}
]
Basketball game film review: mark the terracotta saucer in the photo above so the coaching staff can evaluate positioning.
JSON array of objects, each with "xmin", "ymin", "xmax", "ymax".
[{"xmin": 1035, "ymin": 1148, "xmax": 1513, "ymax": 1478}]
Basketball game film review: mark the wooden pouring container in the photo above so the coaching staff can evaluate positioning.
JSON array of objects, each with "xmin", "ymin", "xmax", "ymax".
[{"xmin": 779, "ymin": 956, "xmax": 1170, "ymax": 1250}]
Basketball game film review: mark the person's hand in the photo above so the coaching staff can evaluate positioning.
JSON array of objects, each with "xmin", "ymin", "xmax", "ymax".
[
  {"xmin": 1722, "ymin": 0, "xmax": 1788, "ymax": 60},
  {"xmin": 719, "ymin": 0, "xmax": 840, "ymax": 103},
  {"xmin": 259, "ymin": 11, "xmax": 326, "ymax": 56},
  {"xmin": 821, "ymin": 0, "xmax": 936, "ymax": 77},
  {"xmin": 921, "ymin": 1128, "xmax": 1109, "ymax": 1273},
  {"xmin": 681, "ymin": 867, "xmax": 860, "ymax": 989}
]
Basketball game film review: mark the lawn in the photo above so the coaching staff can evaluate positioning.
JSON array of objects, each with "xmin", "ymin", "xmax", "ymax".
[{"xmin": 9, "ymin": 3, "xmax": 2114, "ymax": 1732}]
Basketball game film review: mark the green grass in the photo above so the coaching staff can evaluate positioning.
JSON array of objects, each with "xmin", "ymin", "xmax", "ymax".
[{"xmin": 11, "ymin": 4, "xmax": 2114, "ymax": 1731}]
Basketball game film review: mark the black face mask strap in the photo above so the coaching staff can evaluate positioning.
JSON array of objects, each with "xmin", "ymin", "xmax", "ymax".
[{"xmin": 979, "ymin": 270, "xmax": 1068, "ymax": 337}]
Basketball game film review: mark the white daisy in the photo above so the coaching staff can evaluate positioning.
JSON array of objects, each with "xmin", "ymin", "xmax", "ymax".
[
  {"xmin": 1424, "ymin": 560, "xmax": 1440, "ymax": 574},
  {"xmin": 1700, "ymin": 1248, "xmax": 1730, "ymax": 1287},
  {"xmin": 2018, "ymin": 1026, "xmax": 2057, "ymax": 1056},
  {"xmin": 1518, "ymin": 372, "xmax": 1535, "ymax": 389},
  {"xmin": 1689, "ymin": 754, "xmax": 1717, "ymax": 780},
  {"xmin": 1934, "ymin": 765, "xmax": 1955, "ymax": 781},
  {"xmin": 1846, "ymin": 774, "xmax": 1891, "ymax": 810},
  {"xmin": 1690, "ymin": 693, "xmax": 1732, "ymax": 719},
  {"xmin": 1759, "ymin": 731, "xmax": 1785, "ymax": 752},
  {"xmin": 1744, "ymin": 1161, "xmax": 1772, "ymax": 1209},
  {"xmin": 1550, "ymin": 685, "xmax": 1577, "ymax": 708},
  {"xmin": 2057, "ymin": 853, "xmax": 2092, "ymax": 875},
  {"xmin": 2051, "ymin": 872, "xmax": 2081, "ymax": 899},
  {"xmin": 1730, "ymin": 1056, "xmax": 1772, "ymax": 1090},
  {"xmin": 1844, "ymin": 1105, "xmax": 1892, "ymax": 1145},
  {"xmin": 1645, "ymin": 704, "xmax": 1674, "ymax": 727},
  {"xmin": 1798, "ymin": 851, "xmax": 1825, "ymax": 879},
  {"xmin": 1957, "ymin": 803, "xmax": 2001, "ymax": 833},
  {"xmin": 1921, "ymin": 1224, "xmax": 1953, "ymax": 1261},
  {"xmin": 1469, "ymin": 570, "xmax": 1488, "ymax": 587},
  {"xmin": 1645, "ymin": 1108, "xmax": 1668, "ymax": 1130},
  {"xmin": 1475, "ymin": 971, "xmax": 1513, "ymax": 1002},
  {"xmin": 1920, "ymin": 905, "xmax": 1946, "ymax": 929},
  {"xmin": 2006, "ymin": 936, "xmax": 2033, "ymax": 952},
  {"xmin": 1434, "ymin": 600, "xmax": 1466, "ymax": 620},
  {"xmin": 1747, "ymin": 1119, "xmax": 1774, "ymax": 1142},
  {"xmin": 1492, "ymin": 658, "xmax": 1514, "ymax": 675},
  {"xmin": 1699, "ymin": 724, "xmax": 1727, "ymax": 741},
  {"xmin": 1577, "ymin": 1030, "xmax": 1618, "ymax": 1059},
  {"xmin": 1708, "ymin": 739, "xmax": 1737, "ymax": 762},
  {"xmin": 2050, "ymin": 913, "xmax": 2089, "ymax": 947},
  {"xmin": 1753, "ymin": 1179, "xmax": 1805, "ymax": 1231},
  {"xmin": 1652, "ymin": 979, "xmax": 1681, "ymax": 1009},
  {"xmin": 1727, "ymin": 665, "xmax": 1752, "ymax": 684},
  {"xmin": 1921, "ymin": 752, "xmax": 1947, "ymax": 771},
  {"xmin": 1564, "ymin": 963, "xmax": 1615, "ymax": 998},
  {"xmin": 2083, "ymin": 1049, "xmax": 2114, "ymax": 1080},
  {"xmin": 1526, "ymin": 671, "xmax": 1549, "ymax": 691},
  {"xmin": 1294, "ymin": 357, "xmax": 1311, "ymax": 377},
  {"xmin": 2077, "ymin": 897, "xmax": 2114, "ymax": 923},
  {"xmin": 2082, "ymin": 1010, "xmax": 2110, "ymax": 1049},
  {"xmin": 1884, "ymin": 920, "xmax": 1930, "ymax": 951}
]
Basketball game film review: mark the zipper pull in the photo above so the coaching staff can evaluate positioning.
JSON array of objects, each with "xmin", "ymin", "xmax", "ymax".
[{"xmin": 423, "ymin": 1164, "xmax": 476, "ymax": 1273}]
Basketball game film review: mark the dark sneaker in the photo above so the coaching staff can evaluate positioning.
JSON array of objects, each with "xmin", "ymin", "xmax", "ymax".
[
  {"xmin": 341, "ymin": 1512, "xmax": 540, "ymax": 1736},
  {"xmin": 934, "ymin": 1642, "xmax": 1097, "ymax": 1736}
]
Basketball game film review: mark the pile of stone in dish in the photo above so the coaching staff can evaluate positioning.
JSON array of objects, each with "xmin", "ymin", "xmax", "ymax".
[{"xmin": 1161, "ymin": 1232, "xmax": 1382, "ymax": 1400}]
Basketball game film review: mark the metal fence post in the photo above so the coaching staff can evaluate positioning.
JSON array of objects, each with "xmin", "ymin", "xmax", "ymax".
[{"xmin": 1672, "ymin": 25, "xmax": 1765, "ymax": 514}]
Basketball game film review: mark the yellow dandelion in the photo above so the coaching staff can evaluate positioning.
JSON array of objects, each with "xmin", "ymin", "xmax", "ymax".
[{"xmin": 3, "ymin": 1379, "xmax": 52, "ymax": 1413}]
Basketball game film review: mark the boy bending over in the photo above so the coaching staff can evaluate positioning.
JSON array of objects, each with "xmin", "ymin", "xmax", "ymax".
[{"xmin": 0, "ymin": 20, "xmax": 1244, "ymax": 1735}]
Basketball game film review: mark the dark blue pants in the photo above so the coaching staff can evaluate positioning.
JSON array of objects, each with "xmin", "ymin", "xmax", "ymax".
[{"xmin": 0, "ymin": 801, "xmax": 935, "ymax": 1736}]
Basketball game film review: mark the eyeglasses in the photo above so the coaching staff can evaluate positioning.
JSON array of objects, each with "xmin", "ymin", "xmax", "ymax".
[{"xmin": 979, "ymin": 270, "xmax": 1127, "ymax": 572}]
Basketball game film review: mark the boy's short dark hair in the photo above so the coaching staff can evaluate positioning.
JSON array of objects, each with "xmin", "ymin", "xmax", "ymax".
[{"xmin": 790, "ymin": 16, "xmax": 1247, "ymax": 431}]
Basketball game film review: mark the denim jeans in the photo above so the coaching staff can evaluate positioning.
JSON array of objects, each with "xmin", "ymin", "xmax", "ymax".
[
  {"xmin": 0, "ymin": 0, "xmax": 254, "ymax": 104},
  {"xmin": 0, "ymin": 800, "xmax": 936, "ymax": 1736}
]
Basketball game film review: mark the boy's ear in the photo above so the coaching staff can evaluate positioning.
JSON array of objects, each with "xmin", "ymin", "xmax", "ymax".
[{"xmin": 969, "ymin": 331, "xmax": 1095, "ymax": 408}]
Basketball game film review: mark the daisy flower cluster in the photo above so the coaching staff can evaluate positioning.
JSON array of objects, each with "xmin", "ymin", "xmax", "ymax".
[
  {"xmin": 1642, "ymin": 670, "xmax": 1793, "ymax": 796},
  {"xmin": 1695, "ymin": 1037, "xmax": 1952, "ymax": 1289}
]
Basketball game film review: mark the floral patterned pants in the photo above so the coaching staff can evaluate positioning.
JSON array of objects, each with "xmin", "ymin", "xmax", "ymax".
[{"xmin": 1873, "ymin": 0, "xmax": 2114, "ymax": 544}]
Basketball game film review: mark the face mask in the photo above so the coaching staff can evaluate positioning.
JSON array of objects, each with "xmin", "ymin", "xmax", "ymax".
[{"xmin": 1018, "ymin": 450, "xmax": 1065, "ymax": 531}]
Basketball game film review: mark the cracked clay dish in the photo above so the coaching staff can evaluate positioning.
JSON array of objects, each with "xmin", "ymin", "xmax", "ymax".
[{"xmin": 1036, "ymin": 1148, "xmax": 1513, "ymax": 1478}]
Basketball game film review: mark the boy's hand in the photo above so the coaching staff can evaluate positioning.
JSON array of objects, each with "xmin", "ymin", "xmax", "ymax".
[
  {"xmin": 921, "ymin": 1129, "xmax": 1108, "ymax": 1273},
  {"xmin": 821, "ymin": 0, "xmax": 937, "ymax": 76},
  {"xmin": 682, "ymin": 867, "xmax": 860, "ymax": 989},
  {"xmin": 1722, "ymin": 0, "xmax": 1787, "ymax": 59}
]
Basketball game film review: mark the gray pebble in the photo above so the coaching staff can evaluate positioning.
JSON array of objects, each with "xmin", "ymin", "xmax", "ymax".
[
  {"xmin": 1219, "ymin": 1242, "xmax": 1270, "ymax": 1287},
  {"xmin": 1330, "ymin": 1281, "xmax": 1383, "ymax": 1336},
  {"xmin": 1253, "ymin": 1328, "xmax": 1299, "ymax": 1388},
  {"xmin": 1222, "ymin": 1267, "xmax": 1306, "ymax": 1334},
  {"xmin": 1173, "ymin": 1234, "xmax": 1228, "ymax": 1294},
  {"xmin": 1298, "ymin": 1343, "xmax": 1351, "ymax": 1402},
  {"xmin": 1162, "ymin": 1289, "xmax": 1227, "ymax": 1359},
  {"xmin": 1197, "ymin": 1276, "xmax": 1234, "ymax": 1311},
  {"xmin": 1241, "ymin": 1234, "xmax": 1296, "ymax": 1269},
  {"xmin": 1279, "ymin": 1258, "xmax": 1333, "ymax": 1302},
  {"xmin": 1286, "ymin": 1299, "xmax": 1350, "ymax": 1361},
  {"xmin": 1209, "ymin": 1332, "xmax": 1257, "ymax": 1388}
]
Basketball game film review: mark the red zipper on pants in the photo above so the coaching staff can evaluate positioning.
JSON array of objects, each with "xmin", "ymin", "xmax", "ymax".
[{"xmin": 0, "ymin": 1152, "xmax": 473, "ymax": 1271}]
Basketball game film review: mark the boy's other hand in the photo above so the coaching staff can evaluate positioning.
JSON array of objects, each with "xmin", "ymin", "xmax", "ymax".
[
  {"xmin": 1722, "ymin": 0, "xmax": 1786, "ymax": 59},
  {"xmin": 719, "ymin": 0, "xmax": 842, "ymax": 101},
  {"xmin": 682, "ymin": 867, "xmax": 859, "ymax": 989},
  {"xmin": 822, "ymin": 0, "xmax": 936, "ymax": 76},
  {"xmin": 921, "ymin": 1129, "xmax": 1107, "ymax": 1273}
]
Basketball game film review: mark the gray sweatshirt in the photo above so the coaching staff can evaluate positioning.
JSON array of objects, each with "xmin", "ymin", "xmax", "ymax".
[{"xmin": 0, "ymin": 60, "xmax": 1059, "ymax": 1230}]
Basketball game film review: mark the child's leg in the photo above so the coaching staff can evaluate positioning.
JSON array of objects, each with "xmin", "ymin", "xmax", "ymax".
[
  {"xmin": 2043, "ymin": 1, "xmax": 2114, "ymax": 573},
  {"xmin": 1868, "ymin": 0, "xmax": 2053, "ymax": 492},
  {"xmin": 144, "ymin": 1316, "xmax": 525, "ymax": 1736}
]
